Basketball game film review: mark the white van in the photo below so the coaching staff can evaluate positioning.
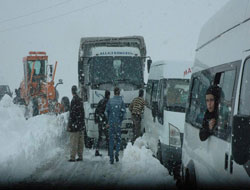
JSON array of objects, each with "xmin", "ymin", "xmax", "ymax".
[
  {"xmin": 181, "ymin": 0, "xmax": 250, "ymax": 188},
  {"xmin": 142, "ymin": 60, "xmax": 191, "ymax": 176}
]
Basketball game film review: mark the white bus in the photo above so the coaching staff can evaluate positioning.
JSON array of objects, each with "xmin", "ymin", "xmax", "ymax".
[
  {"xmin": 181, "ymin": 0, "xmax": 250, "ymax": 188},
  {"xmin": 142, "ymin": 60, "xmax": 191, "ymax": 177}
]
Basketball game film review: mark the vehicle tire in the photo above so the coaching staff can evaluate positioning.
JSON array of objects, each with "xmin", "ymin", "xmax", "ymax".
[
  {"xmin": 157, "ymin": 142, "xmax": 163, "ymax": 165},
  {"xmin": 61, "ymin": 96, "xmax": 70, "ymax": 112},
  {"xmin": 184, "ymin": 168, "xmax": 197, "ymax": 190}
]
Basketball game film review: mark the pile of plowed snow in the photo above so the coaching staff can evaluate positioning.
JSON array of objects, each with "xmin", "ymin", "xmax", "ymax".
[
  {"xmin": 0, "ymin": 95, "xmax": 175, "ymax": 188},
  {"xmin": 0, "ymin": 95, "xmax": 68, "ymax": 184}
]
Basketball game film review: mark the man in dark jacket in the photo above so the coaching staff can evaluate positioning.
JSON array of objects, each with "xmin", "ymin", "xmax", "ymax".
[
  {"xmin": 199, "ymin": 85, "xmax": 220, "ymax": 141},
  {"xmin": 67, "ymin": 85, "xmax": 85, "ymax": 162},
  {"xmin": 105, "ymin": 87, "xmax": 126, "ymax": 164},
  {"xmin": 94, "ymin": 90, "xmax": 110, "ymax": 156}
]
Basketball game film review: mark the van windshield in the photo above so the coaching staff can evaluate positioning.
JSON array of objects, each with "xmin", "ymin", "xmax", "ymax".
[
  {"xmin": 164, "ymin": 79, "xmax": 190, "ymax": 112},
  {"xmin": 89, "ymin": 56, "xmax": 143, "ymax": 88}
]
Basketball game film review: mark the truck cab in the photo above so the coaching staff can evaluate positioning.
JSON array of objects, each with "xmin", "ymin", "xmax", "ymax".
[{"xmin": 78, "ymin": 36, "xmax": 151, "ymax": 147}]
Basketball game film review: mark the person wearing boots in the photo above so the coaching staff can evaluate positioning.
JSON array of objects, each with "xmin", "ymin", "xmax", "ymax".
[
  {"xmin": 105, "ymin": 87, "xmax": 126, "ymax": 164},
  {"xmin": 94, "ymin": 90, "xmax": 110, "ymax": 156},
  {"xmin": 67, "ymin": 85, "xmax": 85, "ymax": 162}
]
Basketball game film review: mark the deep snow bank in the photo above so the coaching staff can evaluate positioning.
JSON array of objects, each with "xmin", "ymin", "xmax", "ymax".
[
  {"xmin": 0, "ymin": 95, "xmax": 68, "ymax": 184},
  {"xmin": 0, "ymin": 95, "xmax": 175, "ymax": 188},
  {"xmin": 120, "ymin": 137, "xmax": 175, "ymax": 187}
]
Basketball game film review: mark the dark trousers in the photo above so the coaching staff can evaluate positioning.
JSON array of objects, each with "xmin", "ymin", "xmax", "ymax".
[
  {"xmin": 95, "ymin": 122, "xmax": 109, "ymax": 150},
  {"xmin": 109, "ymin": 123, "xmax": 121, "ymax": 162},
  {"xmin": 132, "ymin": 114, "xmax": 142, "ymax": 143}
]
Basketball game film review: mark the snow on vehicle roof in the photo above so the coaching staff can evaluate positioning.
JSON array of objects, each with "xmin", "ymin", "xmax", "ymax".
[{"xmin": 79, "ymin": 36, "xmax": 147, "ymax": 58}]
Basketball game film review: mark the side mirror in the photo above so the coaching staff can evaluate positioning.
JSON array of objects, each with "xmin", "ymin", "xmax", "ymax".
[
  {"xmin": 151, "ymin": 101, "xmax": 158, "ymax": 120},
  {"xmin": 232, "ymin": 115, "xmax": 250, "ymax": 165},
  {"xmin": 55, "ymin": 79, "xmax": 63, "ymax": 89},
  {"xmin": 147, "ymin": 59, "xmax": 152, "ymax": 73}
]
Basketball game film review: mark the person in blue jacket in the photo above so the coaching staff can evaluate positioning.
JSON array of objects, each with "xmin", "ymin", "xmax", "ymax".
[{"xmin": 105, "ymin": 87, "xmax": 126, "ymax": 164}]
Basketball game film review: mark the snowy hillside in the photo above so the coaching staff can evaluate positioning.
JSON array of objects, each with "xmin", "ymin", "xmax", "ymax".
[{"xmin": 0, "ymin": 95, "xmax": 175, "ymax": 189}]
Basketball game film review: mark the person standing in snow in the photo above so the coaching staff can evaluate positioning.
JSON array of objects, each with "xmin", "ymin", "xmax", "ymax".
[
  {"xmin": 199, "ymin": 85, "xmax": 220, "ymax": 141},
  {"xmin": 129, "ymin": 89, "xmax": 145, "ymax": 143},
  {"xmin": 67, "ymin": 85, "xmax": 85, "ymax": 162},
  {"xmin": 105, "ymin": 87, "xmax": 126, "ymax": 164},
  {"xmin": 94, "ymin": 90, "xmax": 110, "ymax": 157}
]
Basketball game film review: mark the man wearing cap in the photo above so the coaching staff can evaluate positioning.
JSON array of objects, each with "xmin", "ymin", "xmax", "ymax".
[
  {"xmin": 199, "ymin": 85, "xmax": 221, "ymax": 141},
  {"xmin": 67, "ymin": 85, "xmax": 85, "ymax": 162}
]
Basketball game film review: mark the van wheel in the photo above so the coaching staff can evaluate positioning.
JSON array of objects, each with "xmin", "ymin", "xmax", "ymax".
[
  {"xmin": 184, "ymin": 168, "xmax": 197, "ymax": 190},
  {"xmin": 157, "ymin": 142, "xmax": 163, "ymax": 164}
]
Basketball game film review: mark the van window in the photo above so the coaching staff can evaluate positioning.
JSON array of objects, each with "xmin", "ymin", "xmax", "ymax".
[
  {"xmin": 216, "ymin": 70, "xmax": 236, "ymax": 140},
  {"xmin": 186, "ymin": 71, "xmax": 213, "ymax": 127},
  {"xmin": 152, "ymin": 80, "xmax": 159, "ymax": 102},
  {"xmin": 145, "ymin": 80, "xmax": 153, "ymax": 107},
  {"xmin": 157, "ymin": 80, "xmax": 164, "ymax": 124},
  {"xmin": 217, "ymin": 70, "xmax": 235, "ymax": 127},
  {"xmin": 239, "ymin": 58, "xmax": 250, "ymax": 115},
  {"xmin": 163, "ymin": 79, "xmax": 189, "ymax": 113}
]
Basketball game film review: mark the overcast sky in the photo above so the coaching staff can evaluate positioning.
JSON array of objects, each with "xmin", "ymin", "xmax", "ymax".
[{"xmin": 0, "ymin": 0, "xmax": 230, "ymax": 99}]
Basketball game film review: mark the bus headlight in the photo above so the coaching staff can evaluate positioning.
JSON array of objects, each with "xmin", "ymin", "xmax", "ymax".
[{"xmin": 169, "ymin": 123, "xmax": 181, "ymax": 148}]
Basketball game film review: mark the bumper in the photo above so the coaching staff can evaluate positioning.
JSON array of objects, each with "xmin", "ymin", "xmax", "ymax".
[
  {"xmin": 86, "ymin": 118, "xmax": 133, "ymax": 141},
  {"xmin": 161, "ymin": 143, "xmax": 182, "ymax": 169}
]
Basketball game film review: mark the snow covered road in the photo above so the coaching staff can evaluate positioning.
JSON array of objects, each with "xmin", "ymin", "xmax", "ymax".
[{"xmin": 0, "ymin": 95, "xmax": 176, "ymax": 189}]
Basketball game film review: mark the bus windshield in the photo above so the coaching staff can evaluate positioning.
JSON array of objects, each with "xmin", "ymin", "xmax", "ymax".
[
  {"xmin": 89, "ymin": 56, "xmax": 143, "ymax": 87},
  {"xmin": 164, "ymin": 79, "xmax": 190, "ymax": 112}
]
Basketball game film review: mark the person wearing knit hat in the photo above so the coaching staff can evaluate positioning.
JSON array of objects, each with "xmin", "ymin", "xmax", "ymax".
[{"xmin": 199, "ymin": 85, "xmax": 221, "ymax": 141}]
